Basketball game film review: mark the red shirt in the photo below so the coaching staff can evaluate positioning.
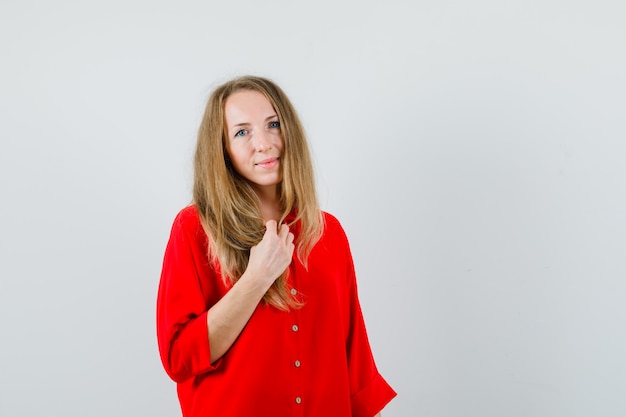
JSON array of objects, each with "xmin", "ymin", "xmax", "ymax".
[{"xmin": 156, "ymin": 206, "xmax": 396, "ymax": 417}]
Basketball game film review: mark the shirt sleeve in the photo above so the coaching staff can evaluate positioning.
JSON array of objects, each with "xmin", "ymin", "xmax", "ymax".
[
  {"xmin": 335, "ymin": 219, "xmax": 397, "ymax": 417},
  {"xmin": 156, "ymin": 208, "xmax": 222, "ymax": 383}
]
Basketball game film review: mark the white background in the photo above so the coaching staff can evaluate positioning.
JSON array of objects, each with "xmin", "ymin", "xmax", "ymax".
[{"xmin": 1, "ymin": 1, "xmax": 625, "ymax": 416}]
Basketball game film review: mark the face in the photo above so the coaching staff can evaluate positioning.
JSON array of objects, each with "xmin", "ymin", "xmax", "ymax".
[{"xmin": 224, "ymin": 90, "xmax": 284, "ymax": 195}]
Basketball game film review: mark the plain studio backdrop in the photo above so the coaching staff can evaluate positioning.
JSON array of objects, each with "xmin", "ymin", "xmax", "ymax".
[{"xmin": 1, "ymin": 1, "xmax": 625, "ymax": 416}]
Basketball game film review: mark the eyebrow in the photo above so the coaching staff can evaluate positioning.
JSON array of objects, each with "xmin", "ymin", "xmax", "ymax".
[{"xmin": 229, "ymin": 115, "xmax": 279, "ymax": 132}]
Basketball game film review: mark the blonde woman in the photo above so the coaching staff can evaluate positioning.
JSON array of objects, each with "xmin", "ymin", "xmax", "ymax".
[{"xmin": 157, "ymin": 76, "xmax": 396, "ymax": 416}]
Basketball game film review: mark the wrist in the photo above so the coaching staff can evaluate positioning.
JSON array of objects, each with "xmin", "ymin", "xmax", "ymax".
[{"xmin": 238, "ymin": 269, "xmax": 272, "ymax": 295}]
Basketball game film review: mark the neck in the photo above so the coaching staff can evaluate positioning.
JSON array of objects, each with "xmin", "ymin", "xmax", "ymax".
[{"xmin": 251, "ymin": 184, "xmax": 282, "ymax": 222}]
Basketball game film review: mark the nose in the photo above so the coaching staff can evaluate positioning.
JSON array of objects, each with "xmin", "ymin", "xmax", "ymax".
[{"xmin": 252, "ymin": 129, "xmax": 272, "ymax": 152}]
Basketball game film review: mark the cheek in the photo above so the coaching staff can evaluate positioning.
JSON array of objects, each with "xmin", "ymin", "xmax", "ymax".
[
  {"xmin": 276, "ymin": 135, "xmax": 285, "ymax": 152},
  {"xmin": 226, "ymin": 143, "xmax": 250, "ymax": 167}
]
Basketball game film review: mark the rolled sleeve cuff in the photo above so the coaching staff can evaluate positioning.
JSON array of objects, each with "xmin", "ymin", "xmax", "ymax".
[
  {"xmin": 173, "ymin": 311, "xmax": 222, "ymax": 381},
  {"xmin": 351, "ymin": 373, "xmax": 397, "ymax": 417}
]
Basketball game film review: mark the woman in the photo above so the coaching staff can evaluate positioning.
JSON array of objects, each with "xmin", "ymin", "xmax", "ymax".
[{"xmin": 157, "ymin": 75, "xmax": 396, "ymax": 416}]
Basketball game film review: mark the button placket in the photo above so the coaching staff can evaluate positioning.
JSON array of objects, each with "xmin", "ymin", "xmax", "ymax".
[
  {"xmin": 289, "ymin": 288, "xmax": 303, "ymax": 412},
  {"xmin": 287, "ymin": 272, "xmax": 304, "ymax": 414}
]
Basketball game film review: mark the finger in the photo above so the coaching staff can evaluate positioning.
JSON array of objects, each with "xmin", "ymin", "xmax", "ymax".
[
  {"xmin": 278, "ymin": 224, "xmax": 291, "ymax": 241},
  {"xmin": 286, "ymin": 232, "xmax": 295, "ymax": 245},
  {"xmin": 265, "ymin": 220, "xmax": 278, "ymax": 235}
]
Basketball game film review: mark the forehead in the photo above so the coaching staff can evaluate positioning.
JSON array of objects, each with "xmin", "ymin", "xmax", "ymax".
[{"xmin": 224, "ymin": 90, "xmax": 275, "ymax": 126}]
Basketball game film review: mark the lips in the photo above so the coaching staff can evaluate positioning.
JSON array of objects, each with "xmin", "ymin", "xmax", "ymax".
[{"xmin": 255, "ymin": 157, "xmax": 279, "ymax": 169}]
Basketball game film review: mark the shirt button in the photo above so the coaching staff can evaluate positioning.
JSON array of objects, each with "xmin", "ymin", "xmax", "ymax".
[
  {"xmin": 294, "ymin": 360, "xmax": 301, "ymax": 368},
  {"xmin": 295, "ymin": 396, "xmax": 302, "ymax": 404},
  {"xmin": 291, "ymin": 324, "xmax": 299, "ymax": 332},
  {"xmin": 290, "ymin": 288, "xmax": 297, "ymax": 296}
]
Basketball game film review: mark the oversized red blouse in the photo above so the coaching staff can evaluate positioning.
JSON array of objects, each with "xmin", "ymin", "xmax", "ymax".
[{"xmin": 156, "ymin": 206, "xmax": 396, "ymax": 417}]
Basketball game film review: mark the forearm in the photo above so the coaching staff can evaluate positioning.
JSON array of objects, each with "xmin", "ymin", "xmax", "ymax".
[
  {"xmin": 208, "ymin": 220, "xmax": 294, "ymax": 363},
  {"xmin": 207, "ymin": 271, "xmax": 269, "ymax": 363}
]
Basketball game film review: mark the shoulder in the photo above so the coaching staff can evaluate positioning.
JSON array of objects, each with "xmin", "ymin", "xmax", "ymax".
[
  {"xmin": 321, "ymin": 211, "xmax": 342, "ymax": 231},
  {"xmin": 174, "ymin": 204, "xmax": 200, "ymax": 223},
  {"xmin": 170, "ymin": 205, "xmax": 203, "ymax": 236},
  {"xmin": 320, "ymin": 211, "xmax": 350, "ymax": 245}
]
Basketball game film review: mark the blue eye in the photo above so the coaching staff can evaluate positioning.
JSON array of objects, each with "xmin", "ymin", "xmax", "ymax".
[
  {"xmin": 269, "ymin": 121, "xmax": 280, "ymax": 129},
  {"xmin": 235, "ymin": 129, "xmax": 248, "ymax": 138}
]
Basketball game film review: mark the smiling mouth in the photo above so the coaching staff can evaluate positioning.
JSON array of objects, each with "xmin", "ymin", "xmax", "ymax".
[{"xmin": 255, "ymin": 157, "xmax": 279, "ymax": 169}]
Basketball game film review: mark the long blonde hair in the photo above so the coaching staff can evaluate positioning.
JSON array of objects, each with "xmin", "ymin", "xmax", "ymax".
[{"xmin": 193, "ymin": 75, "xmax": 323, "ymax": 310}]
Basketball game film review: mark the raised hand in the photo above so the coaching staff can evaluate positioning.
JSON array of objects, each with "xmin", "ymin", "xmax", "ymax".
[{"xmin": 246, "ymin": 220, "xmax": 295, "ymax": 291}]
